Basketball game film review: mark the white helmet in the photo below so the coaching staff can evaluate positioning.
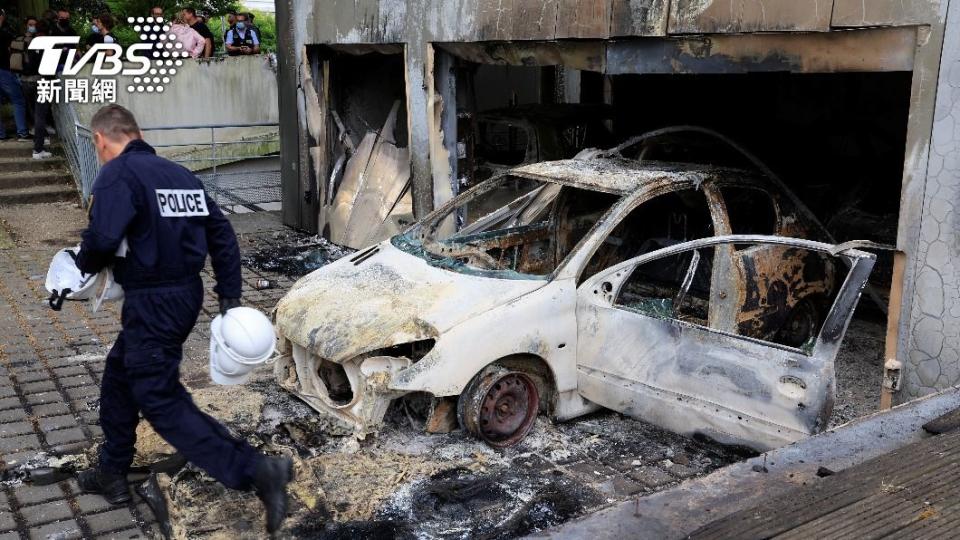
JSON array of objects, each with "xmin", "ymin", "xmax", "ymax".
[
  {"xmin": 209, "ymin": 307, "xmax": 276, "ymax": 385},
  {"xmin": 45, "ymin": 247, "xmax": 124, "ymax": 311}
]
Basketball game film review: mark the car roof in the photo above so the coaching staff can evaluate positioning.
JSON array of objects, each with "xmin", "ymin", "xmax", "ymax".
[{"xmin": 510, "ymin": 157, "xmax": 754, "ymax": 196}]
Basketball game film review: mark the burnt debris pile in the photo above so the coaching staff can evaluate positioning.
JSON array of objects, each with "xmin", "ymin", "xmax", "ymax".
[{"xmin": 243, "ymin": 232, "xmax": 355, "ymax": 277}]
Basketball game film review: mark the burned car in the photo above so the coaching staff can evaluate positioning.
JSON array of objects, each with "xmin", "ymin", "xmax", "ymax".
[{"xmin": 273, "ymin": 154, "xmax": 874, "ymax": 451}]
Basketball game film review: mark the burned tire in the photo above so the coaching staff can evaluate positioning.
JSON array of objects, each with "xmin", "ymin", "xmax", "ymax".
[
  {"xmin": 458, "ymin": 369, "xmax": 540, "ymax": 448},
  {"xmin": 777, "ymin": 297, "xmax": 821, "ymax": 348}
]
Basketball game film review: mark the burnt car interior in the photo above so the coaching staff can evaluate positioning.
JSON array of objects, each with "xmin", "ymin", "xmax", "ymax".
[
  {"xmin": 581, "ymin": 189, "xmax": 715, "ymax": 283},
  {"xmin": 415, "ymin": 176, "xmax": 619, "ymax": 275},
  {"xmin": 467, "ymin": 105, "xmax": 616, "ymax": 182},
  {"xmin": 613, "ymin": 242, "xmax": 852, "ymax": 353},
  {"xmin": 720, "ymin": 186, "xmax": 779, "ymax": 236},
  {"xmin": 618, "ymin": 247, "xmax": 715, "ymax": 326}
]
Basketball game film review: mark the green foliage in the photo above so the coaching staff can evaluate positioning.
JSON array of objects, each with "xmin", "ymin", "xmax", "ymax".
[
  {"xmin": 111, "ymin": 24, "xmax": 140, "ymax": 48},
  {"xmin": 50, "ymin": 0, "xmax": 110, "ymax": 19}
]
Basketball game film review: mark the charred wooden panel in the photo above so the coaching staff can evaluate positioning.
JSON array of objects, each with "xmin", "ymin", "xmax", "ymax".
[
  {"xmin": 476, "ymin": 0, "xmax": 514, "ymax": 40},
  {"xmin": 306, "ymin": 0, "xmax": 408, "ymax": 43},
  {"xmin": 512, "ymin": 0, "xmax": 561, "ymax": 40},
  {"xmin": 425, "ymin": 0, "xmax": 478, "ymax": 42},
  {"xmin": 439, "ymin": 41, "xmax": 606, "ymax": 72},
  {"xmin": 556, "ymin": 0, "xmax": 613, "ymax": 39},
  {"xmin": 605, "ymin": 27, "xmax": 916, "ymax": 74},
  {"xmin": 668, "ymin": 0, "xmax": 833, "ymax": 34},
  {"xmin": 610, "ymin": 0, "xmax": 669, "ymax": 36},
  {"xmin": 830, "ymin": 0, "xmax": 940, "ymax": 27}
]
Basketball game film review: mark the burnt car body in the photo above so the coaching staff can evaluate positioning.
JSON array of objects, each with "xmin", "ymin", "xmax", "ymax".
[{"xmin": 273, "ymin": 150, "xmax": 875, "ymax": 451}]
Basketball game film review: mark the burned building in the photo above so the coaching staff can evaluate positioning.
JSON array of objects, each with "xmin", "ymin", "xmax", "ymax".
[{"xmin": 273, "ymin": 0, "xmax": 960, "ymax": 411}]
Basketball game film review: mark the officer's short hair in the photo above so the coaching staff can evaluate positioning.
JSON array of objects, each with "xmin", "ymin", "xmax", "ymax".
[{"xmin": 90, "ymin": 105, "xmax": 142, "ymax": 141}]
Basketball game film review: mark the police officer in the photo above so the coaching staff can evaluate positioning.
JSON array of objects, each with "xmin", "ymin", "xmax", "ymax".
[
  {"xmin": 225, "ymin": 12, "xmax": 259, "ymax": 56},
  {"xmin": 74, "ymin": 105, "xmax": 292, "ymax": 534}
]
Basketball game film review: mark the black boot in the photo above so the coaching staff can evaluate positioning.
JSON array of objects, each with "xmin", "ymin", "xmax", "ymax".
[
  {"xmin": 252, "ymin": 455, "xmax": 294, "ymax": 534},
  {"xmin": 77, "ymin": 468, "xmax": 131, "ymax": 504}
]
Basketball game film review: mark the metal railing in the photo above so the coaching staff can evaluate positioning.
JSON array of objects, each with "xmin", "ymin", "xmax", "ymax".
[
  {"xmin": 52, "ymin": 103, "xmax": 99, "ymax": 203},
  {"xmin": 53, "ymin": 104, "xmax": 281, "ymax": 211}
]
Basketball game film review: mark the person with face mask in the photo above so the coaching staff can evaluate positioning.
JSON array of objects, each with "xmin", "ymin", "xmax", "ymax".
[
  {"xmin": 52, "ymin": 8, "xmax": 76, "ymax": 37},
  {"xmin": 72, "ymin": 105, "xmax": 293, "ymax": 535},
  {"xmin": 8, "ymin": 16, "xmax": 37, "ymax": 75},
  {"xmin": 86, "ymin": 13, "xmax": 117, "ymax": 50},
  {"xmin": 86, "ymin": 15, "xmax": 104, "ymax": 48},
  {"xmin": 14, "ymin": 17, "xmax": 42, "ymax": 139},
  {"xmin": 25, "ymin": 19, "xmax": 52, "ymax": 160},
  {"xmin": 47, "ymin": 8, "xmax": 76, "ymax": 72},
  {"xmin": 225, "ymin": 13, "xmax": 259, "ymax": 56}
]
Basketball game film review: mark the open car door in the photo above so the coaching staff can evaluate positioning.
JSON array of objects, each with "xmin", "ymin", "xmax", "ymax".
[{"xmin": 575, "ymin": 235, "xmax": 875, "ymax": 451}]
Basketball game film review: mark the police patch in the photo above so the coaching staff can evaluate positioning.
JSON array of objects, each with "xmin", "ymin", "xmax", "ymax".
[{"xmin": 156, "ymin": 189, "xmax": 210, "ymax": 217}]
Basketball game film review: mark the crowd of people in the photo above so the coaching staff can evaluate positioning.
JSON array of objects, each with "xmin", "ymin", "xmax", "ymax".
[
  {"xmin": 0, "ymin": 5, "xmax": 265, "ymax": 157},
  {"xmin": 142, "ymin": 6, "xmax": 263, "ymax": 59}
]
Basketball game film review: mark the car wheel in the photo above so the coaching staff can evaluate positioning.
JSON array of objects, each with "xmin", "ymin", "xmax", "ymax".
[
  {"xmin": 458, "ymin": 368, "xmax": 540, "ymax": 448},
  {"xmin": 777, "ymin": 297, "xmax": 821, "ymax": 348}
]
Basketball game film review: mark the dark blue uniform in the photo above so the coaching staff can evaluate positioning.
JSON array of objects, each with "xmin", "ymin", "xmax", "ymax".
[{"xmin": 76, "ymin": 139, "xmax": 259, "ymax": 490}]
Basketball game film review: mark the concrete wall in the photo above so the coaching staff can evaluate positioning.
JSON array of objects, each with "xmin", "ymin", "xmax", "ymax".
[
  {"xmin": 73, "ymin": 55, "xmax": 279, "ymax": 160},
  {"xmin": 904, "ymin": 0, "xmax": 960, "ymax": 400},
  {"xmin": 276, "ymin": 0, "xmax": 954, "ymax": 404}
]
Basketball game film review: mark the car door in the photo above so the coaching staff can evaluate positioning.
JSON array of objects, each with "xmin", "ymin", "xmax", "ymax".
[{"xmin": 575, "ymin": 236, "xmax": 875, "ymax": 451}]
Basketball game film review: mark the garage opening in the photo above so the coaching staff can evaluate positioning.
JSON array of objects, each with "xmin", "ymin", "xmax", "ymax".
[
  {"xmin": 307, "ymin": 45, "xmax": 413, "ymax": 249},
  {"xmin": 435, "ymin": 40, "xmax": 913, "ymax": 427}
]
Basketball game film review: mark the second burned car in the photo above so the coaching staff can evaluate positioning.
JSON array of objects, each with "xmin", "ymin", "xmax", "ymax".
[{"xmin": 272, "ymin": 133, "xmax": 875, "ymax": 452}]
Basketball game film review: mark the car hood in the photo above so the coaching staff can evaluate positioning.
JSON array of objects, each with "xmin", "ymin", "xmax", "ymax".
[{"xmin": 274, "ymin": 241, "xmax": 548, "ymax": 362}]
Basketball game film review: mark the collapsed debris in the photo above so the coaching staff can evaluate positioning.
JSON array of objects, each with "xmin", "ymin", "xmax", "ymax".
[{"xmin": 328, "ymin": 100, "xmax": 414, "ymax": 249}]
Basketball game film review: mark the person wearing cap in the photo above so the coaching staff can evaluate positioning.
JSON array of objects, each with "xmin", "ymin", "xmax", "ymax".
[{"xmin": 72, "ymin": 104, "xmax": 293, "ymax": 535}]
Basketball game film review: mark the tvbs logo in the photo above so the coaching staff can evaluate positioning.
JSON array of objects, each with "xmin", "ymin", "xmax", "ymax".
[{"xmin": 28, "ymin": 36, "xmax": 152, "ymax": 76}]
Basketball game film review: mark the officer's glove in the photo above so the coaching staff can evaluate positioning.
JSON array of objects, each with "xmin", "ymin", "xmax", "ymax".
[{"xmin": 219, "ymin": 297, "xmax": 241, "ymax": 316}]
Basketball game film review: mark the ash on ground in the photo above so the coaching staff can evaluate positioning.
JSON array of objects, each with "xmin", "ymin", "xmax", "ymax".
[
  {"xmin": 147, "ymin": 376, "xmax": 745, "ymax": 539},
  {"xmin": 829, "ymin": 315, "xmax": 885, "ymax": 429},
  {"xmin": 242, "ymin": 232, "xmax": 355, "ymax": 277}
]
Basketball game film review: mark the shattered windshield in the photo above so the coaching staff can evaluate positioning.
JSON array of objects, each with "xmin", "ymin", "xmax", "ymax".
[{"xmin": 394, "ymin": 175, "xmax": 620, "ymax": 278}]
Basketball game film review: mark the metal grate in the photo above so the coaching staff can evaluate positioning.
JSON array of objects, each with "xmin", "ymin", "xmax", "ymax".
[{"xmin": 199, "ymin": 170, "xmax": 282, "ymax": 209}]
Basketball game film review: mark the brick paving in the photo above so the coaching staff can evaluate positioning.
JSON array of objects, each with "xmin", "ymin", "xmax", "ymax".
[{"xmin": 0, "ymin": 212, "xmax": 298, "ymax": 539}]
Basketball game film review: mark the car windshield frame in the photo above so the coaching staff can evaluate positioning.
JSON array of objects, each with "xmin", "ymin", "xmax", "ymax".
[{"xmin": 392, "ymin": 173, "xmax": 625, "ymax": 280}]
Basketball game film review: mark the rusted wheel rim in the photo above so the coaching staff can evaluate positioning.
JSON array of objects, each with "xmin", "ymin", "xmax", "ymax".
[
  {"xmin": 475, "ymin": 372, "xmax": 539, "ymax": 448},
  {"xmin": 780, "ymin": 299, "xmax": 819, "ymax": 348}
]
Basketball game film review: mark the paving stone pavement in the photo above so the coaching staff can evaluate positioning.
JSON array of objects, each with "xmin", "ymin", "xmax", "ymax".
[{"xmin": 0, "ymin": 213, "xmax": 301, "ymax": 539}]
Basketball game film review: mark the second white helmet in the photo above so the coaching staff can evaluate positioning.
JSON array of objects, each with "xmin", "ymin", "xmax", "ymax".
[{"xmin": 209, "ymin": 306, "xmax": 276, "ymax": 385}]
